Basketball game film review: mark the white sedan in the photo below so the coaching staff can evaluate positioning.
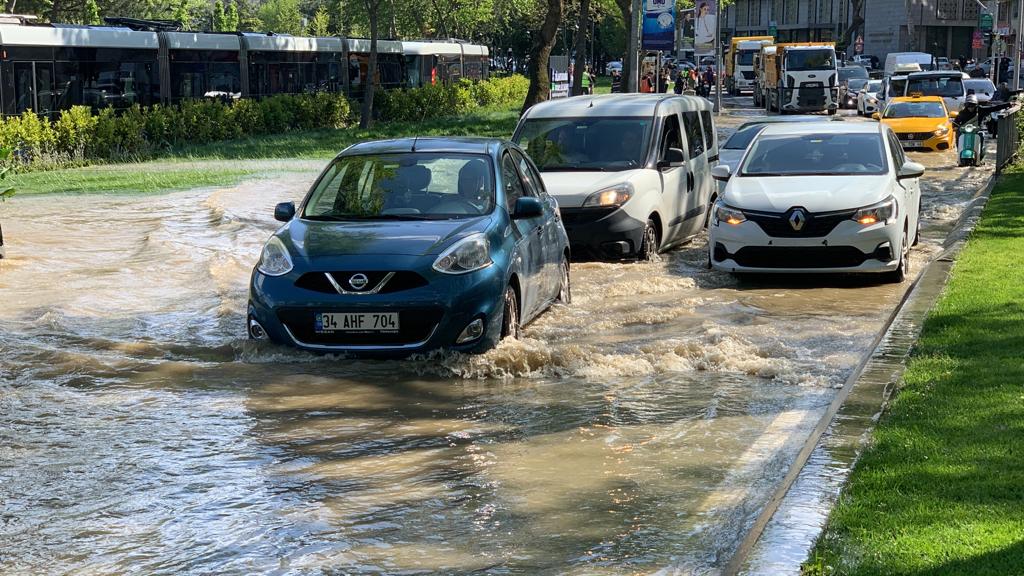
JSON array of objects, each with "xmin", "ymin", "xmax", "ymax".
[{"xmin": 708, "ymin": 122, "xmax": 924, "ymax": 282}]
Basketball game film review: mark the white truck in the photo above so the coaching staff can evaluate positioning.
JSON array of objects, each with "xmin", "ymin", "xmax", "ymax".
[
  {"xmin": 765, "ymin": 43, "xmax": 839, "ymax": 114},
  {"xmin": 726, "ymin": 36, "xmax": 773, "ymax": 95}
]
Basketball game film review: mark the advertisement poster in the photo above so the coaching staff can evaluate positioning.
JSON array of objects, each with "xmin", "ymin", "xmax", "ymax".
[
  {"xmin": 694, "ymin": 0, "xmax": 717, "ymax": 56},
  {"xmin": 642, "ymin": 0, "xmax": 676, "ymax": 52},
  {"xmin": 680, "ymin": 8, "xmax": 694, "ymax": 51},
  {"xmin": 549, "ymin": 55, "xmax": 569, "ymax": 99}
]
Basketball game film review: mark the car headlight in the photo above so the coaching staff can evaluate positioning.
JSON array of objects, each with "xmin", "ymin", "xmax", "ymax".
[
  {"xmin": 934, "ymin": 125, "xmax": 950, "ymax": 136},
  {"xmin": 713, "ymin": 202, "xmax": 746, "ymax": 226},
  {"xmin": 433, "ymin": 233, "xmax": 492, "ymax": 275},
  {"xmin": 257, "ymin": 235, "xmax": 294, "ymax": 276},
  {"xmin": 852, "ymin": 196, "xmax": 897, "ymax": 226},
  {"xmin": 866, "ymin": 96, "xmax": 877, "ymax": 104},
  {"xmin": 582, "ymin": 183, "xmax": 634, "ymax": 208}
]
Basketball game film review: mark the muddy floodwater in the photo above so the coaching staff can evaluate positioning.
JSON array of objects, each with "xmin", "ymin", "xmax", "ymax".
[{"xmin": 0, "ymin": 112, "xmax": 992, "ymax": 574}]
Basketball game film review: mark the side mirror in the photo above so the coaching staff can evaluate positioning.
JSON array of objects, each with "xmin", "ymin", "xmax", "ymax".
[
  {"xmin": 949, "ymin": 110, "xmax": 959, "ymax": 118},
  {"xmin": 711, "ymin": 164, "xmax": 732, "ymax": 182},
  {"xmin": 512, "ymin": 196, "xmax": 543, "ymax": 219},
  {"xmin": 871, "ymin": 112, "xmax": 881, "ymax": 120},
  {"xmin": 274, "ymin": 201, "xmax": 296, "ymax": 222},
  {"xmin": 897, "ymin": 161, "xmax": 925, "ymax": 181},
  {"xmin": 658, "ymin": 147, "xmax": 686, "ymax": 169}
]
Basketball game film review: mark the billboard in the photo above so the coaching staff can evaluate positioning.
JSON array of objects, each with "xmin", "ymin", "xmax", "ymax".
[
  {"xmin": 642, "ymin": 0, "xmax": 675, "ymax": 52},
  {"xmin": 694, "ymin": 0, "xmax": 717, "ymax": 56},
  {"xmin": 679, "ymin": 8, "xmax": 694, "ymax": 52}
]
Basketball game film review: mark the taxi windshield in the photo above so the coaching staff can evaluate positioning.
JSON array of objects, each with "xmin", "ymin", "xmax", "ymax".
[{"xmin": 883, "ymin": 102, "xmax": 946, "ymax": 118}]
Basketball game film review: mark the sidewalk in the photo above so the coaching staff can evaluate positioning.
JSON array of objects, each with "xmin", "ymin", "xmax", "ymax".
[{"xmin": 807, "ymin": 168, "xmax": 1024, "ymax": 576}]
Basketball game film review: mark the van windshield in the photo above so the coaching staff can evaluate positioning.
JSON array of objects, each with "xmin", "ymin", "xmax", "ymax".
[
  {"xmin": 514, "ymin": 117, "xmax": 653, "ymax": 171},
  {"xmin": 906, "ymin": 76, "xmax": 964, "ymax": 98}
]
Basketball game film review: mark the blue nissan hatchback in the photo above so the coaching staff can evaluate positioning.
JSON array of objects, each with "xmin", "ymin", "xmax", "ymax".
[{"xmin": 248, "ymin": 137, "xmax": 571, "ymax": 355}]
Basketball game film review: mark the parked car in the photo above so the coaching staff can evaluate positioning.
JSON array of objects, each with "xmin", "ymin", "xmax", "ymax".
[
  {"xmin": 513, "ymin": 94, "xmax": 719, "ymax": 260},
  {"xmin": 718, "ymin": 115, "xmax": 841, "ymax": 189},
  {"xmin": 708, "ymin": 122, "xmax": 924, "ymax": 282},
  {"xmin": 964, "ymin": 78, "xmax": 996, "ymax": 102},
  {"xmin": 874, "ymin": 95, "xmax": 956, "ymax": 152},
  {"xmin": 857, "ymin": 79, "xmax": 884, "ymax": 115},
  {"xmin": 247, "ymin": 137, "xmax": 571, "ymax": 355}
]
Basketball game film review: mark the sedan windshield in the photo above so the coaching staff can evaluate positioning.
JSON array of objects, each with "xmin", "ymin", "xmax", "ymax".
[
  {"xmin": 839, "ymin": 67, "xmax": 869, "ymax": 81},
  {"xmin": 741, "ymin": 133, "xmax": 887, "ymax": 176},
  {"xmin": 964, "ymin": 79, "xmax": 995, "ymax": 94},
  {"xmin": 864, "ymin": 80, "xmax": 883, "ymax": 93},
  {"xmin": 884, "ymin": 102, "xmax": 946, "ymax": 118},
  {"xmin": 847, "ymin": 78, "xmax": 869, "ymax": 91},
  {"xmin": 515, "ymin": 117, "xmax": 652, "ymax": 171},
  {"xmin": 906, "ymin": 76, "xmax": 964, "ymax": 97},
  {"xmin": 303, "ymin": 153, "xmax": 495, "ymax": 220}
]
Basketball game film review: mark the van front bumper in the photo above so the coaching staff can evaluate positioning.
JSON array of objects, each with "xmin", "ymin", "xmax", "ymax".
[{"xmin": 560, "ymin": 206, "xmax": 647, "ymax": 260}]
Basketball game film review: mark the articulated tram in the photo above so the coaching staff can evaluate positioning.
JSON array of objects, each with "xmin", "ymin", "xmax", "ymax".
[{"xmin": 0, "ymin": 20, "xmax": 490, "ymax": 118}]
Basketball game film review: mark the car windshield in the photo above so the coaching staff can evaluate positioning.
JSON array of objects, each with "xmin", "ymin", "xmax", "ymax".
[
  {"xmin": 884, "ymin": 102, "xmax": 946, "ymax": 118},
  {"xmin": 738, "ymin": 50, "xmax": 756, "ymax": 65},
  {"xmin": 723, "ymin": 124, "xmax": 765, "ymax": 150},
  {"xmin": 302, "ymin": 152, "xmax": 495, "ymax": 220},
  {"xmin": 839, "ymin": 67, "xmax": 869, "ymax": 81},
  {"xmin": 847, "ymin": 78, "xmax": 869, "ymax": 90},
  {"xmin": 888, "ymin": 78, "xmax": 907, "ymax": 97},
  {"xmin": 965, "ymin": 79, "xmax": 995, "ymax": 94},
  {"xmin": 741, "ymin": 133, "xmax": 887, "ymax": 176},
  {"xmin": 514, "ymin": 117, "xmax": 653, "ymax": 171},
  {"xmin": 906, "ymin": 76, "xmax": 964, "ymax": 97},
  {"xmin": 785, "ymin": 49, "xmax": 835, "ymax": 71},
  {"xmin": 864, "ymin": 80, "xmax": 883, "ymax": 92}
]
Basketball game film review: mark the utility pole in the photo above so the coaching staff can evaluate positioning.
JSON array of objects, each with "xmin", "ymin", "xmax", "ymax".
[
  {"xmin": 627, "ymin": 0, "xmax": 642, "ymax": 91},
  {"xmin": 715, "ymin": 0, "xmax": 722, "ymax": 114},
  {"xmin": 1016, "ymin": 0, "xmax": 1023, "ymax": 89}
]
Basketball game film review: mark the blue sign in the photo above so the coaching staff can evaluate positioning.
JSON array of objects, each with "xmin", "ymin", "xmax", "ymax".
[{"xmin": 642, "ymin": 0, "xmax": 676, "ymax": 52}]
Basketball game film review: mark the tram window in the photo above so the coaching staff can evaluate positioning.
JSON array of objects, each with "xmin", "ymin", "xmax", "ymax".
[
  {"xmin": 404, "ymin": 55, "xmax": 421, "ymax": 88},
  {"xmin": 36, "ymin": 64, "xmax": 53, "ymax": 115},
  {"xmin": 55, "ymin": 60, "xmax": 158, "ymax": 110},
  {"xmin": 14, "ymin": 63, "xmax": 34, "ymax": 113},
  {"xmin": 207, "ymin": 63, "xmax": 240, "ymax": 96}
]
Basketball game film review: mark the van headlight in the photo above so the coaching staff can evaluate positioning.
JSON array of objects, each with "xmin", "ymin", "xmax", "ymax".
[
  {"xmin": 257, "ymin": 236, "xmax": 294, "ymax": 276},
  {"xmin": 713, "ymin": 202, "xmax": 746, "ymax": 226},
  {"xmin": 582, "ymin": 183, "xmax": 634, "ymax": 208},
  {"xmin": 433, "ymin": 233, "xmax": 492, "ymax": 274},
  {"xmin": 852, "ymin": 196, "xmax": 897, "ymax": 226}
]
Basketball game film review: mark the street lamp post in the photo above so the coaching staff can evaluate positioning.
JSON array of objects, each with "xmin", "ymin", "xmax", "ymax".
[{"xmin": 1016, "ymin": 0, "xmax": 1023, "ymax": 89}]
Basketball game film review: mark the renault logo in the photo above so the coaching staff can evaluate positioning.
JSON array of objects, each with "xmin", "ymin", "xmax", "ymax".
[
  {"xmin": 789, "ymin": 209, "xmax": 807, "ymax": 231},
  {"xmin": 349, "ymin": 273, "xmax": 369, "ymax": 290}
]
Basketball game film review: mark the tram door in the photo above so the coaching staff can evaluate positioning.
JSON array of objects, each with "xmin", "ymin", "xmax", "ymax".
[{"xmin": 12, "ymin": 61, "xmax": 55, "ymax": 117}]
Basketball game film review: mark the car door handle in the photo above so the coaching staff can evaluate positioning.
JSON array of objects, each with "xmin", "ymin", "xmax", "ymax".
[
  {"xmin": 534, "ymin": 226, "xmax": 543, "ymax": 236},
  {"xmin": 687, "ymin": 172, "xmax": 695, "ymax": 191}
]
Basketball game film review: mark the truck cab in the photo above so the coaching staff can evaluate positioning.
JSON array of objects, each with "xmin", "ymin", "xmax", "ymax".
[
  {"xmin": 726, "ymin": 36, "xmax": 773, "ymax": 95},
  {"xmin": 766, "ymin": 43, "xmax": 838, "ymax": 114}
]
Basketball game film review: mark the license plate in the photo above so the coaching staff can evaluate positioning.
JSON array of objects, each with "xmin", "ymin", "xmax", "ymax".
[
  {"xmin": 316, "ymin": 312, "xmax": 399, "ymax": 333},
  {"xmin": 902, "ymin": 140, "xmax": 924, "ymax": 148}
]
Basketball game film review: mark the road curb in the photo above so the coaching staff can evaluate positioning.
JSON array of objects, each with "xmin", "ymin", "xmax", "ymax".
[{"xmin": 722, "ymin": 168, "xmax": 1001, "ymax": 576}]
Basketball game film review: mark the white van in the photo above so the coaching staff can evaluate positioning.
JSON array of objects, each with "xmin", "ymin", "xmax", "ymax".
[
  {"xmin": 512, "ymin": 94, "xmax": 719, "ymax": 260},
  {"xmin": 903, "ymin": 70, "xmax": 970, "ymax": 112},
  {"xmin": 884, "ymin": 52, "xmax": 934, "ymax": 78}
]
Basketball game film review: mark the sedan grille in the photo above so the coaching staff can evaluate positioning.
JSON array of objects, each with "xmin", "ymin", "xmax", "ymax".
[
  {"xmin": 731, "ymin": 246, "xmax": 869, "ymax": 268},
  {"xmin": 897, "ymin": 132, "xmax": 933, "ymax": 141},
  {"xmin": 744, "ymin": 208, "xmax": 857, "ymax": 238},
  {"xmin": 295, "ymin": 271, "xmax": 428, "ymax": 295},
  {"xmin": 277, "ymin": 307, "xmax": 443, "ymax": 346}
]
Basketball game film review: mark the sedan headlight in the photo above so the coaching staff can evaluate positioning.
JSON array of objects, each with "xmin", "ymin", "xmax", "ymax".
[
  {"xmin": 713, "ymin": 202, "xmax": 746, "ymax": 226},
  {"xmin": 257, "ymin": 235, "xmax": 294, "ymax": 276},
  {"xmin": 934, "ymin": 125, "xmax": 950, "ymax": 137},
  {"xmin": 433, "ymin": 233, "xmax": 492, "ymax": 275},
  {"xmin": 852, "ymin": 196, "xmax": 897, "ymax": 226},
  {"xmin": 866, "ymin": 95, "xmax": 878, "ymax": 104},
  {"xmin": 582, "ymin": 183, "xmax": 634, "ymax": 208}
]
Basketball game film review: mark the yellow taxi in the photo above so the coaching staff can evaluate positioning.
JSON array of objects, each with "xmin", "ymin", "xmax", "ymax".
[{"xmin": 873, "ymin": 95, "xmax": 956, "ymax": 151}]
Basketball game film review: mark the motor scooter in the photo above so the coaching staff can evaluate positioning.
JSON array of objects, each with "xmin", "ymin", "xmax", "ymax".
[{"xmin": 957, "ymin": 123, "xmax": 985, "ymax": 167}]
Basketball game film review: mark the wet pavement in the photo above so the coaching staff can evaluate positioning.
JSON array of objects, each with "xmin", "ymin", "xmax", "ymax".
[{"xmin": 0, "ymin": 100, "xmax": 994, "ymax": 575}]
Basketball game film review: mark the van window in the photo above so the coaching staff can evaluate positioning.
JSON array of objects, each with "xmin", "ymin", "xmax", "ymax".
[
  {"xmin": 682, "ymin": 111, "xmax": 705, "ymax": 158},
  {"xmin": 700, "ymin": 111, "xmax": 715, "ymax": 151},
  {"xmin": 659, "ymin": 114, "xmax": 684, "ymax": 159},
  {"xmin": 514, "ymin": 117, "xmax": 653, "ymax": 172}
]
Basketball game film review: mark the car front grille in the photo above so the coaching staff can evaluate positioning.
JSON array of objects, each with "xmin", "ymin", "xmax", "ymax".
[
  {"xmin": 560, "ymin": 207, "xmax": 617, "ymax": 226},
  {"xmin": 277, "ymin": 307, "xmax": 443, "ymax": 347},
  {"xmin": 741, "ymin": 71, "xmax": 755, "ymax": 80},
  {"xmin": 730, "ymin": 246, "xmax": 869, "ymax": 269},
  {"xmin": 897, "ymin": 132, "xmax": 933, "ymax": 141},
  {"xmin": 744, "ymin": 208, "xmax": 857, "ymax": 238},
  {"xmin": 295, "ymin": 271, "xmax": 428, "ymax": 295}
]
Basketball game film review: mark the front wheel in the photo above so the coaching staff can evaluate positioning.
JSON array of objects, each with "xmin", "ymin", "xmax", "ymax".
[
  {"xmin": 638, "ymin": 219, "xmax": 659, "ymax": 261},
  {"xmin": 884, "ymin": 227, "xmax": 910, "ymax": 284},
  {"xmin": 556, "ymin": 256, "xmax": 572, "ymax": 304},
  {"xmin": 913, "ymin": 200, "xmax": 922, "ymax": 246},
  {"xmin": 500, "ymin": 285, "xmax": 520, "ymax": 340}
]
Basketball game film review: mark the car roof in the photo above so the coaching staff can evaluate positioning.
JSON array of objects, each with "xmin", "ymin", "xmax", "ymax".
[
  {"xmin": 757, "ymin": 122, "xmax": 882, "ymax": 136},
  {"xmin": 523, "ymin": 93, "xmax": 713, "ymax": 119},
  {"xmin": 342, "ymin": 137, "xmax": 504, "ymax": 156},
  {"xmin": 889, "ymin": 95, "xmax": 945, "ymax": 104},
  {"xmin": 906, "ymin": 70, "xmax": 969, "ymax": 79}
]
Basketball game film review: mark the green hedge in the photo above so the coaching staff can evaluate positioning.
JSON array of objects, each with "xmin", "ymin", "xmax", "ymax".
[{"xmin": 0, "ymin": 75, "xmax": 528, "ymax": 171}]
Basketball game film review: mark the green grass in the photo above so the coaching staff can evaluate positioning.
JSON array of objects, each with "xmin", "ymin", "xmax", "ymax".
[
  {"xmin": 808, "ymin": 170, "xmax": 1024, "ymax": 575},
  {"xmin": 10, "ymin": 108, "xmax": 521, "ymax": 196}
]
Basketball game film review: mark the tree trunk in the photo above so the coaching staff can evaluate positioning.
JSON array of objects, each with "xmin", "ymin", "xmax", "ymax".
[
  {"xmin": 572, "ymin": 0, "xmax": 590, "ymax": 95},
  {"xmin": 360, "ymin": 0, "xmax": 380, "ymax": 129},
  {"xmin": 904, "ymin": 0, "xmax": 916, "ymax": 51},
  {"xmin": 616, "ymin": 0, "xmax": 633, "ymax": 92},
  {"xmin": 388, "ymin": 0, "xmax": 397, "ymax": 38},
  {"xmin": 6, "ymin": 0, "xmax": 16, "ymax": 14},
  {"xmin": 430, "ymin": 0, "xmax": 450, "ymax": 37},
  {"xmin": 841, "ymin": 0, "xmax": 864, "ymax": 50},
  {"xmin": 521, "ymin": 0, "xmax": 563, "ymax": 114}
]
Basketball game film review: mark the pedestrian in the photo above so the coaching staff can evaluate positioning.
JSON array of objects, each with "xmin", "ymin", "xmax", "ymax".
[
  {"xmin": 998, "ymin": 58, "xmax": 1010, "ymax": 84},
  {"xmin": 674, "ymin": 71, "xmax": 685, "ymax": 94},
  {"xmin": 996, "ymin": 81, "xmax": 1011, "ymax": 102},
  {"xmin": 658, "ymin": 70, "xmax": 669, "ymax": 93},
  {"xmin": 703, "ymin": 66, "xmax": 715, "ymax": 97},
  {"xmin": 640, "ymin": 71, "xmax": 654, "ymax": 93},
  {"xmin": 958, "ymin": 54, "xmax": 967, "ymax": 72},
  {"xmin": 610, "ymin": 70, "xmax": 622, "ymax": 93},
  {"xmin": 580, "ymin": 64, "xmax": 592, "ymax": 95}
]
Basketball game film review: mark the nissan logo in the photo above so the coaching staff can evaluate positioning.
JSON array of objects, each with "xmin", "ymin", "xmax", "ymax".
[
  {"xmin": 349, "ymin": 273, "xmax": 369, "ymax": 290},
  {"xmin": 789, "ymin": 209, "xmax": 807, "ymax": 231}
]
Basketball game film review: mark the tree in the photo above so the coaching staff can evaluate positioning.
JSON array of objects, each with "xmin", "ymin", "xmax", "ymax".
[
  {"xmin": 173, "ymin": 0, "xmax": 192, "ymax": 29},
  {"xmin": 360, "ymin": 0, "xmax": 384, "ymax": 129},
  {"xmin": 615, "ymin": 0, "xmax": 634, "ymax": 92},
  {"xmin": 225, "ymin": 1, "xmax": 240, "ymax": 31},
  {"xmin": 521, "ymin": 0, "xmax": 562, "ymax": 114},
  {"xmin": 571, "ymin": 0, "xmax": 590, "ymax": 95},
  {"xmin": 308, "ymin": 4, "xmax": 330, "ymax": 36},
  {"xmin": 259, "ymin": 0, "xmax": 304, "ymax": 34},
  {"xmin": 212, "ymin": 0, "xmax": 226, "ymax": 30},
  {"xmin": 83, "ymin": 0, "xmax": 101, "ymax": 25}
]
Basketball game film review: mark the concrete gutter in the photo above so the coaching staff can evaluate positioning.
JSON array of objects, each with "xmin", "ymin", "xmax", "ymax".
[{"xmin": 722, "ymin": 171, "xmax": 1001, "ymax": 576}]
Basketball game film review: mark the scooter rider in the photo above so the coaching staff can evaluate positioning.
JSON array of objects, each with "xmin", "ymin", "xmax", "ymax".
[{"xmin": 954, "ymin": 94, "xmax": 981, "ymax": 130}]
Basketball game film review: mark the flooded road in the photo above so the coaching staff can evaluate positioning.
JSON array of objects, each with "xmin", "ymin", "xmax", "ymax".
[{"xmin": 0, "ymin": 110, "xmax": 993, "ymax": 574}]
